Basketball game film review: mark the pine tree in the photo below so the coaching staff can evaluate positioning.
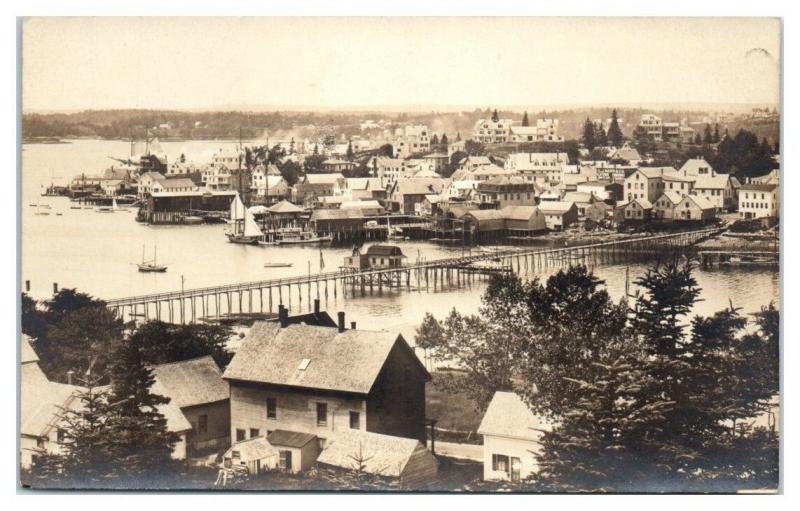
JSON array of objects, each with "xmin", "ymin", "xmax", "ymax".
[
  {"xmin": 694, "ymin": 133, "xmax": 702, "ymax": 145},
  {"xmin": 582, "ymin": 118, "xmax": 596, "ymax": 151},
  {"xmin": 491, "ymin": 109, "xmax": 499, "ymax": 122},
  {"xmin": 703, "ymin": 124, "xmax": 713, "ymax": 144},
  {"xmin": 713, "ymin": 123, "xmax": 721, "ymax": 143},
  {"xmin": 522, "ymin": 111, "xmax": 530, "ymax": 127},
  {"xmin": 430, "ymin": 133, "xmax": 439, "ymax": 146},
  {"xmin": 346, "ymin": 141, "xmax": 354, "ymax": 161},
  {"xmin": 607, "ymin": 109, "xmax": 624, "ymax": 147},
  {"xmin": 456, "ymin": 132, "xmax": 462, "ymax": 142},
  {"xmin": 441, "ymin": 133, "xmax": 448, "ymax": 146},
  {"xmin": 105, "ymin": 341, "xmax": 179, "ymax": 480},
  {"xmin": 595, "ymin": 125, "xmax": 608, "ymax": 147}
]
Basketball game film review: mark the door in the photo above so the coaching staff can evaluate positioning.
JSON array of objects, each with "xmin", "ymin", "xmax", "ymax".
[{"xmin": 510, "ymin": 457, "xmax": 521, "ymax": 482}]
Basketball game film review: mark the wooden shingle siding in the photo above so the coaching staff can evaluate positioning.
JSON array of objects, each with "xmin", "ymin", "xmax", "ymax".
[
  {"xmin": 400, "ymin": 444, "xmax": 439, "ymax": 488},
  {"xmin": 229, "ymin": 382, "xmax": 367, "ymax": 444},
  {"xmin": 183, "ymin": 400, "xmax": 230, "ymax": 450}
]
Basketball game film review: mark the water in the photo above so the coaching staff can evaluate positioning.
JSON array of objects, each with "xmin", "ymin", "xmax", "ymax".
[{"xmin": 21, "ymin": 139, "xmax": 780, "ymax": 344}]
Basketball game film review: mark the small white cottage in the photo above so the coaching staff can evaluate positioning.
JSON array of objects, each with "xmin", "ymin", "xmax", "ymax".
[{"xmin": 477, "ymin": 391, "xmax": 552, "ymax": 483}]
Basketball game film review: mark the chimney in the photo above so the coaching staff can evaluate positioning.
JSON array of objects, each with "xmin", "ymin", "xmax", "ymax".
[
  {"xmin": 337, "ymin": 311, "xmax": 346, "ymax": 333},
  {"xmin": 25, "ymin": 280, "xmax": 30, "ymax": 292},
  {"xmin": 53, "ymin": 282, "xmax": 58, "ymax": 294},
  {"xmin": 350, "ymin": 321, "xmax": 357, "ymax": 330},
  {"xmin": 314, "ymin": 299, "xmax": 320, "ymax": 316},
  {"xmin": 66, "ymin": 370, "xmax": 74, "ymax": 385}
]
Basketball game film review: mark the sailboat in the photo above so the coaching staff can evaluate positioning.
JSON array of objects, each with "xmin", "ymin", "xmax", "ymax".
[
  {"xmin": 112, "ymin": 198, "xmax": 120, "ymax": 212},
  {"xmin": 137, "ymin": 245, "xmax": 168, "ymax": 272},
  {"xmin": 225, "ymin": 194, "xmax": 262, "ymax": 244},
  {"xmin": 34, "ymin": 200, "xmax": 50, "ymax": 216}
]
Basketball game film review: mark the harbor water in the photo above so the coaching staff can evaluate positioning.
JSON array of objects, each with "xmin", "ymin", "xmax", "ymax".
[{"xmin": 21, "ymin": 139, "xmax": 780, "ymax": 345}]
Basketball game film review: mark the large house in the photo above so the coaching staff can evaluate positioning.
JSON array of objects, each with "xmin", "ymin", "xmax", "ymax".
[
  {"xmin": 738, "ymin": 183, "xmax": 779, "ymax": 219},
  {"xmin": 475, "ymin": 176, "xmax": 538, "ymax": 209},
  {"xmin": 478, "ymin": 391, "xmax": 551, "ymax": 483},
  {"xmin": 674, "ymin": 194, "xmax": 716, "ymax": 222},
  {"xmin": 691, "ymin": 173, "xmax": 738, "ymax": 212},
  {"xmin": 393, "ymin": 125, "xmax": 431, "ymax": 159},
  {"xmin": 509, "ymin": 119, "xmax": 564, "ymax": 143},
  {"xmin": 624, "ymin": 167, "xmax": 672, "ymax": 203},
  {"xmin": 151, "ymin": 356, "xmax": 231, "ymax": 453},
  {"xmin": 504, "ymin": 153, "xmax": 569, "ymax": 186},
  {"xmin": 387, "ymin": 177, "xmax": 448, "ymax": 215},
  {"xmin": 222, "ymin": 319, "xmax": 431, "ymax": 454},
  {"xmin": 472, "ymin": 118, "xmax": 514, "ymax": 144}
]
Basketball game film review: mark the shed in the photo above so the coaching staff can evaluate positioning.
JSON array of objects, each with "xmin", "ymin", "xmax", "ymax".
[
  {"xmin": 462, "ymin": 209, "xmax": 506, "ymax": 232},
  {"xmin": 267, "ymin": 429, "xmax": 320, "ymax": 473},
  {"xmin": 223, "ymin": 436, "xmax": 278, "ymax": 475},
  {"xmin": 538, "ymin": 201, "xmax": 579, "ymax": 231},
  {"xmin": 500, "ymin": 205, "xmax": 546, "ymax": 232},
  {"xmin": 317, "ymin": 430, "xmax": 438, "ymax": 488}
]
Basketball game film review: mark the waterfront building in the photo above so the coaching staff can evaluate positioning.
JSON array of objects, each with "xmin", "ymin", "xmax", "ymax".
[
  {"xmin": 738, "ymin": 183, "xmax": 779, "ymax": 219},
  {"xmin": 151, "ymin": 177, "xmax": 200, "ymax": 195},
  {"xmin": 345, "ymin": 245, "xmax": 406, "ymax": 270},
  {"xmin": 653, "ymin": 190, "xmax": 684, "ymax": 222},
  {"xmin": 674, "ymin": 194, "xmax": 717, "ymax": 222},
  {"xmin": 387, "ymin": 177, "xmax": 448, "ymax": 215},
  {"xmin": 478, "ymin": 391, "xmax": 551, "ymax": 483},
  {"xmin": 151, "ymin": 356, "xmax": 231, "ymax": 453},
  {"xmin": 342, "ymin": 177, "xmax": 384, "ymax": 201},
  {"xmin": 691, "ymin": 173, "xmax": 738, "ymax": 212},
  {"xmin": 619, "ymin": 197, "xmax": 653, "ymax": 222},
  {"xmin": 562, "ymin": 191, "xmax": 597, "ymax": 217},
  {"xmin": 223, "ymin": 319, "xmax": 431, "ymax": 448},
  {"xmin": 624, "ymin": 168, "xmax": 672, "ymax": 203},
  {"xmin": 538, "ymin": 201, "xmax": 579, "ymax": 231},
  {"xmin": 475, "ymin": 176, "xmax": 538, "ymax": 209},
  {"xmin": 137, "ymin": 171, "xmax": 166, "ymax": 199},
  {"xmin": 340, "ymin": 200, "xmax": 385, "ymax": 217}
]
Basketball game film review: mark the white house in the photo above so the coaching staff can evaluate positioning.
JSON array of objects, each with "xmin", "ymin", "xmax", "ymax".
[
  {"xmin": 738, "ymin": 183, "xmax": 779, "ymax": 219},
  {"xmin": 504, "ymin": 152, "xmax": 569, "ymax": 186},
  {"xmin": 472, "ymin": 118, "xmax": 514, "ymax": 144},
  {"xmin": 478, "ymin": 391, "xmax": 551, "ymax": 483}
]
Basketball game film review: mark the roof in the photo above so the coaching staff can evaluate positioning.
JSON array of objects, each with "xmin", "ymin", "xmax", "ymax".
[
  {"xmin": 345, "ymin": 178, "xmax": 373, "ymax": 191},
  {"xmin": 223, "ymin": 323, "xmax": 428, "ymax": 394},
  {"xmin": 305, "ymin": 173, "xmax": 345, "ymax": 185},
  {"xmin": 636, "ymin": 167, "xmax": 672, "ymax": 179},
  {"xmin": 392, "ymin": 178, "xmax": 447, "ymax": 196},
  {"xmin": 141, "ymin": 171, "xmax": 165, "ymax": 181},
  {"xmin": 562, "ymin": 192, "xmax": 595, "ymax": 204},
  {"xmin": 478, "ymin": 391, "xmax": 552, "ymax": 441},
  {"xmin": 471, "ymin": 164, "xmax": 512, "ymax": 177},
  {"xmin": 317, "ymin": 430, "xmax": 428, "ymax": 478},
  {"xmin": 267, "ymin": 200, "xmax": 304, "ymax": 214},
  {"xmin": 627, "ymin": 197, "xmax": 653, "ymax": 209},
  {"xmin": 683, "ymin": 194, "xmax": 716, "ymax": 210},
  {"xmin": 21, "ymin": 335, "xmax": 39, "ymax": 364},
  {"xmin": 365, "ymin": 245, "xmax": 405, "ymax": 257},
  {"xmin": 151, "ymin": 356, "xmax": 229, "ymax": 409},
  {"xmin": 465, "ymin": 209, "xmax": 505, "ymax": 221},
  {"xmin": 680, "ymin": 158, "xmax": 716, "ymax": 175},
  {"xmin": 21, "ymin": 363, "xmax": 80, "ymax": 437},
  {"xmin": 152, "ymin": 190, "xmax": 237, "ymax": 198},
  {"xmin": 539, "ymin": 201, "xmax": 576, "ymax": 214},
  {"xmin": 267, "ymin": 429, "xmax": 317, "ymax": 448},
  {"xmin": 740, "ymin": 183, "xmax": 779, "ymax": 192},
  {"xmin": 341, "ymin": 200, "xmax": 384, "ymax": 211},
  {"xmin": 659, "ymin": 190, "xmax": 684, "ymax": 205},
  {"xmin": 225, "ymin": 436, "xmax": 277, "ymax": 461},
  {"xmin": 500, "ymin": 205, "xmax": 540, "ymax": 221},
  {"xmin": 693, "ymin": 174, "xmax": 731, "ymax": 190},
  {"xmin": 310, "ymin": 209, "xmax": 365, "ymax": 221},
  {"xmin": 160, "ymin": 178, "xmax": 196, "ymax": 190}
]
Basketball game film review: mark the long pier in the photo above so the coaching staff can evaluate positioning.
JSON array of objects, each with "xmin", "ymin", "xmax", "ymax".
[{"xmin": 105, "ymin": 227, "xmax": 724, "ymax": 324}]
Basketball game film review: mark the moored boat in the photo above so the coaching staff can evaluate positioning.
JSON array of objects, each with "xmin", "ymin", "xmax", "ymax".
[{"xmin": 137, "ymin": 244, "xmax": 167, "ymax": 272}]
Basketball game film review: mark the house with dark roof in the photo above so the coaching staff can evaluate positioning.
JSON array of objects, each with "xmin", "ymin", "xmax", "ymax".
[
  {"xmin": 151, "ymin": 356, "xmax": 231, "ymax": 452},
  {"xmin": 478, "ymin": 391, "xmax": 552, "ymax": 483},
  {"xmin": 538, "ymin": 201, "xmax": 579, "ymax": 230},
  {"xmin": 222, "ymin": 318, "xmax": 431, "ymax": 457}
]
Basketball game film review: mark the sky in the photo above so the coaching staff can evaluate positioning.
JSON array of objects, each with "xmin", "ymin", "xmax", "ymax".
[{"xmin": 21, "ymin": 17, "xmax": 781, "ymax": 112}]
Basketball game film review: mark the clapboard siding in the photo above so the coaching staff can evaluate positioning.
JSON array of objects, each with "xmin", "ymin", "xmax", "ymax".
[{"xmin": 400, "ymin": 444, "xmax": 439, "ymax": 488}]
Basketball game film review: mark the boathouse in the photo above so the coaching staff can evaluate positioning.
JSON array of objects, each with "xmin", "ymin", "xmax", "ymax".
[{"xmin": 143, "ymin": 190, "xmax": 237, "ymax": 224}]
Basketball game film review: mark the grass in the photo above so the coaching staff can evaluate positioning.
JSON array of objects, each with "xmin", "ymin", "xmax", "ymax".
[{"xmin": 426, "ymin": 370, "xmax": 483, "ymax": 436}]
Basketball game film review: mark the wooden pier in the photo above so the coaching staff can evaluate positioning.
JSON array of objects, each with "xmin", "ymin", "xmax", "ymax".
[{"xmin": 103, "ymin": 227, "xmax": 724, "ymax": 324}]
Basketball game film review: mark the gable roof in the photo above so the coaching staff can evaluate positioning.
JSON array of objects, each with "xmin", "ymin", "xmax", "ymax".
[
  {"xmin": 151, "ymin": 356, "xmax": 229, "ymax": 409},
  {"xmin": 224, "ymin": 436, "xmax": 277, "ymax": 461},
  {"xmin": 679, "ymin": 158, "xmax": 715, "ymax": 175},
  {"xmin": 392, "ymin": 178, "xmax": 447, "ymax": 196},
  {"xmin": 267, "ymin": 200, "xmax": 304, "ymax": 214},
  {"xmin": 500, "ymin": 205, "xmax": 540, "ymax": 221},
  {"xmin": 693, "ymin": 174, "xmax": 731, "ymax": 190},
  {"xmin": 317, "ymin": 430, "xmax": 429, "ymax": 478},
  {"xmin": 21, "ymin": 335, "xmax": 39, "ymax": 364},
  {"xmin": 562, "ymin": 191, "xmax": 595, "ymax": 204},
  {"xmin": 310, "ymin": 209, "xmax": 365, "ymax": 221},
  {"xmin": 682, "ymin": 194, "xmax": 716, "ymax": 210},
  {"xmin": 160, "ymin": 178, "xmax": 196, "ymax": 190},
  {"xmin": 658, "ymin": 190, "xmax": 684, "ymax": 205},
  {"xmin": 340, "ymin": 200, "xmax": 384, "ymax": 211},
  {"xmin": 305, "ymin": 173, "xmax": 345, "ymax": 185},
  {"xmin": 478, "ymin": 391, "xmax": 552, "ymax": 442},
  {"xmin": 223, "ymin": 323, "xmax": 429, "ymax": 394},
  {"xmin": 740, "ymin": 183, "xmax": 779, "ymax": 192},
  {"xmin": 539, "ymin": 201, "xmax": 576, "ymax": 214}
]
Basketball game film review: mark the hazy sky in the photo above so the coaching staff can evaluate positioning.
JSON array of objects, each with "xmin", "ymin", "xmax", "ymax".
[{"xmin": 22, "ymin": 17, "xmax": 781, "ymax": 112}]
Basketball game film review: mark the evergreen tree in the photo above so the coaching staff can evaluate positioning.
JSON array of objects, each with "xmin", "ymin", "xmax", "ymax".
[
  {"xmin": 441, "ymin": 133, "xmax": 448, "ymax": 146},
  {"xmin": 345, "ymin": 141, "xmax": 354, "ymax": 161},
  {"xmin": 694, "ymin": 133, "xmax": 702, "ymax": 145},
  {"xmin": 130, "ymin": 321, "xmax": 234, "ymax": 369},
  {"xmin": 105, "ymin": 341, "xmax": 179, "ymax": 479},
  {"xmin": 773, "ymin": 138, "xmax": 779, "ymax": 154},
  {"xmin": 431, "ymin": 133, "xmax": 439, "ymax": 145},
  {"xmin": 713, "ymin": 123, "xmax": 721, "ymax": 143},
  {"xmin": 595, "ymin": 125, "xmax": 608, "ymax": 147},
  {"xmin": 491, "ymin": 109, "xmax": 499, "ymax": 122},
  {"xmin": 703, "ymin": 124, "xmax": 713, "ymax": 144},
  {"xmin": 456, "ymin": 132, "xmax": 462, "ymax": 142},
  {"xmin": 607, "ymin": 109, "xmax": 624, "ymax": 147},
  {"xmin": 582, "ymin": 118, "xmax": 596, "ymax": 151},
  {"xmin": 522, "ymin": 111, "xmax": 530, "ymax": 127}
]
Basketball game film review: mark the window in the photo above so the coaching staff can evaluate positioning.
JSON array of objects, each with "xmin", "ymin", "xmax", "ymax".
[
  {"xmin": 36, "ymin": 437, "xmax": 45, "ymax": 449},
  {"xmin": 250, "ymin": 428, "xmax": 260, "ymax": 438},
  {"xmin": 57, "ymin": 428, "xmax": 65, "ymax": 443},
  {"xmin": 267, "ymin": 398, "xmax": 277, "ymax": 419},
  {"xmin": 316, "ymin": 402, "xmax": 328, "ymax": 426},
  {"xmin": 350, "ymin": 411, "xmax": 360, "ymax": 429},
  {"xmin": 492, "ymin": 454, "xmax": 510, "ymax": 474},
  {"xmin": 236, "ymin": 429, "xmax": 246, "ymax": 442}
]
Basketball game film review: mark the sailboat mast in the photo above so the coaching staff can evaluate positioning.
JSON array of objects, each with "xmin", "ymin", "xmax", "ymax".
[{"xmin": 142, "ymin": 244, "xmax": 145, "ymax": 264}]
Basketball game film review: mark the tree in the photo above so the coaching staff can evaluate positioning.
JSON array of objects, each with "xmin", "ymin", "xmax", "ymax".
[
  {"xmin": 694, "ymin": 133, "xmax": 702, "ymax": 145},
  {"xmin": 456, "ymin": 132, "xmax": 462, "ymax": 142},
  {"xmin": 713, "ymin": 123, "xmax": 721, "ymax": 143},
  {"xmin": 345, "ymin": 141, "xmax": 354, "ymax": 161},
  {"xmin": 416, "ymin": 273, "xmax": 529, "ymax": 409},
  {"xmin": 464, "ymin": 140, "xmax": 485, "ymax": 156},
  {"xmin": 703, "ymin": 124, "xmax": 713, "ymax": 144},
  {"xmin": 491, "ymin": 109, "xmax": 499, "ymax": 122},
  {"xmin": 130, "ymin": 321, "xmax": 234, "ymax": 369},
  {"xmin": 304, "ymin": 153, "xmax": 327, "ymax": 174},
  {"xmin": 430, "ymin": 133, "xmax": 439, "ymax": 146},
  {"xmin": 105, "ymin": 341, "xmax": 180, "ymax": 480},
  {"xmin": 522, "ymin": 111, "xmax": 530, "ymax": 127},
  {"xmin": 277, "ymin": 160, "xmax": 302, "ymax": 186},
  {"xmin": 440, "ymin": 133, "xmax": 448, "ymax": 146},
  {"xmin": 595, "ymin": 124, "xmax": 608, "ymax": 147},
  {"xmin": 21, "ymin": 293, "xmax": 47, "ymax": 341},
  {"xmin": 582, "ymin": 118, "xmax": 596, "ymax": 151},
  {"xmin": 632, "ymin": 125, "xmax": 655, "ymax": 154},
  {"xmin": 607, "ymin": 109, "xmax": 624, "ymax": 147},
  {"xmin": 442, "ymin": 150, "xmax": 467, "ymax": 178}
]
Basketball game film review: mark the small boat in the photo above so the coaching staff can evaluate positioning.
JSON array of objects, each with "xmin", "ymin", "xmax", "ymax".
[
  {"xmin": 70, "ymin": 205, "xmax": 82, "ymax": 209},
  {"xmin": 34, "ymin": 201, "xmax": 50, "ymax": 216},
  {"xmin": 183, "ymin": 215, "xmax": 203, "ymax": 225},
  {"xmin": 137, "ymin": 245, "xmax": 167, "ymax": 273},
  {"xmin": 96, "ymin": 207, "xmax": 113, "ymax": 213},
  {"xmin": 225, "ymin": 194, "xmax": 263, "ymax": 244},
  {"xmin": 111, "ymin": 198, "xmax": 120, "ymax": 212},
  {"xmin": 56, "ymin": 212, "xmax": 63, "ymax": 216},
  {"xmin": 264, "ymin": 262, "xmax": 293, "ymax": 268}
]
